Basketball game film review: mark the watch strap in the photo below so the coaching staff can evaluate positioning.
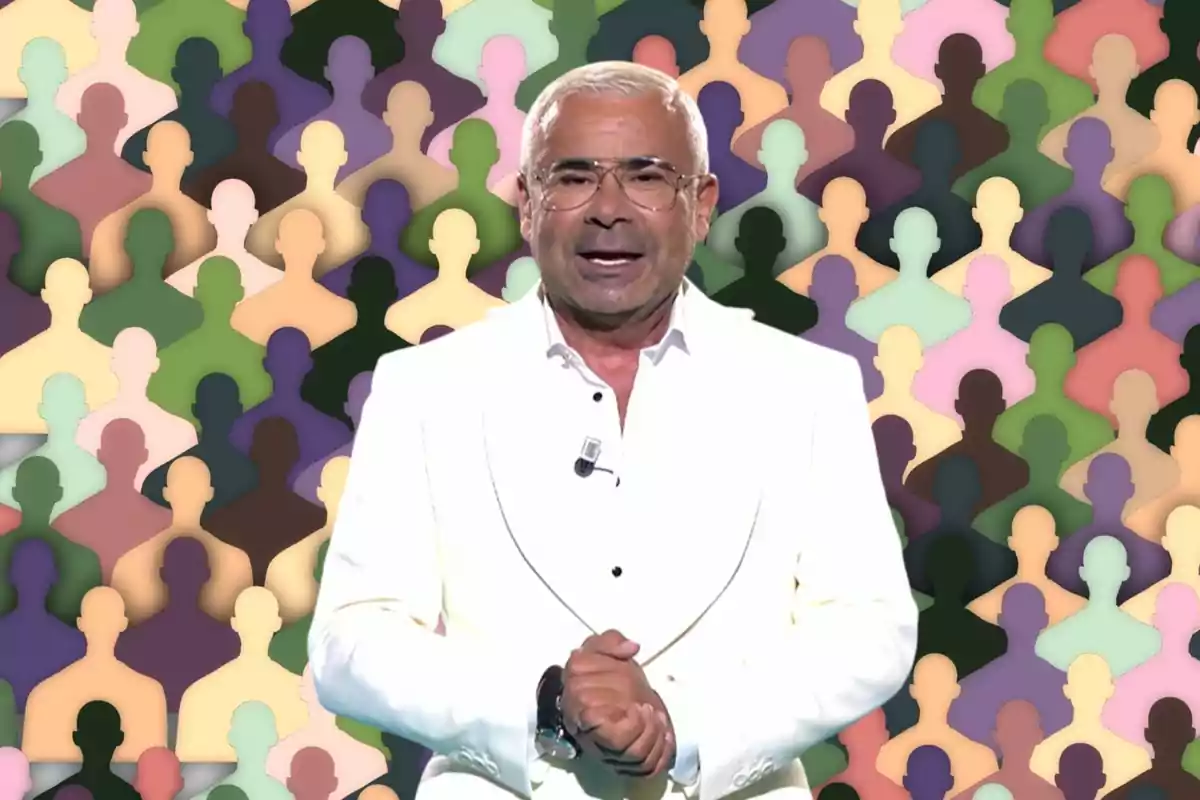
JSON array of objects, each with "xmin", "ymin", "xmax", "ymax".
[{"xmin": 536, "ymin": 665, "xmax": 566, "ymax": 731}]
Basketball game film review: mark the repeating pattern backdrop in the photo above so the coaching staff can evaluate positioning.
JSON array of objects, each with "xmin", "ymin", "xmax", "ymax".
[{"xmin": 1, "ymin": 0, "xmax": 1200, "ymax": 797}]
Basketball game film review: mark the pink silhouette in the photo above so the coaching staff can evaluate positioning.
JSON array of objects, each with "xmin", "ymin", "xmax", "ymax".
[
  {"xmin": 821, "ymin": 709, "xmax": 906, "ymax": 799},
  {"xmin": 912, "ymin": 255, "xmax": 1035, "ymax": 422},
  {"xmin": 425, "ymin": 35, "xmax": 526, "ymax": 191},
  {"xmin": 133, "ymin": 746, "xmax": 183, "ymax": 800},
  {"xmin": 1101, "ymin": 582, "xmax": 1200, "ymax": 751},
  {"xmin": 1064, "ymin": 255, "xmax": 1189, "ymax": 426},
  {"xmin": 892, "ymin": 0, "xmax": 1014, "ymax": 89},
  {"xmin": 632, "ymin": 35, "xmax": 680, "ymax": 78},
  {"xmin": 0, "ymin": 747, "xmax": 30, "ymax": 800}
]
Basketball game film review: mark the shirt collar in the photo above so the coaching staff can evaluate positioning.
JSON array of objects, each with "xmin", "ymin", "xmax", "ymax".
[{"xmin": 541, "ymin": 281, "xmax": 690, "ymax": 366}]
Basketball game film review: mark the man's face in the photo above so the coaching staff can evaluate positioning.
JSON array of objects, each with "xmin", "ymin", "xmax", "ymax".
[{"xmin": 519, "ymin": 92, "xmax": 717, "ymax": 318}]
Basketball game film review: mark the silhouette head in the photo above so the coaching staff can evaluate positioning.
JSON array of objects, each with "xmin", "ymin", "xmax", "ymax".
[
  {"xmin": 91, "ymin": 0, "xmax": 139, "ymax": 47},
  {"xmin": 287, "ymin": 747, "xmax": 338, "ymax": 800},
  {"xmin": 39, "ymin": 371, "xmax": 89, "ymax": 432},
  {"xmin": 547, "ymin": 0, "xmax": 599, "ymax": 47},
  {"xmin": 18, "ymin": 37, "xmax": 68, "ymax": 98},
  {"xmin": 231, "ymin": 586, "xmax": 283, "ymax": 646},
  {"xmin": 955, "ymin": 368, "xmax": 1006, "ymax": 427},
  {"xmin": 9, "ymin": 537, "xmax": 58, "ymax": 602},
  {"xmin": 0, "ymin": 748, "xmax": 30, "ymax": 800},
  {"xmin": 784, "ymin": 36, "xmax": 834, "ymax": 99},
  {"xmin": 845, "ymin": 80, "xmax": 896, "ymax": 143},
  {"xmin": 160, "ymin": 535, "xmax": 211, "ymax": 595},
  {"xmin": 872, "ymin": 415, "xmax": 916, "ymax": 480},
  {"xmin": 173, "ymin": 37, "xmax": 222, "ymax": 97},
  {"xmin": 143, "ymin": 121, "xmax": 195, "ymax": 184},
  {"xmin": 191, "ymin": 372, "xmax": 243, "ymax": 434},
  {"xmin": 696, "ymin": 81, "xmax": 745, "ymax": 141},
  {"xmin": 72, "ymin": 699, "xmax": 125, "ymax": 763},
  {"xmin": 316, "ymin": 455, "xmax": 350, "ymax": 512},
  {"xmin": 97, "ymin": 418, "xmax": 149, "ymax": 484},
  {"xmin": 1044, "ymin": 206, "xmax": 1093, "ymax": 274},
  {"xmin": 993, "ymin": 699, "xmax": 1044, "ymax": 762},
  {"xmin": 430, "ymin": 208, "xmax": 481, "ymax": 276},
  {"xmin": 479, "ymin": 35, "xmax": 527, "ymax": 95},
  {"xmin": 1160, "ymin": 0, "xmax": 1200, "ymax": 47},
  {"xmin": 449, "ymin": 118, "xmax": 499, "ymax": 179},
  {"xmin": 325, "ymin": 36, "xmax": 375, "ymax": 96},
  {"xmin": 1145, "ymin": 696, "xmax": 1195, "ymax": 763},
  {"xmin": 243, "ymin": 0, "xmax": 293, "ymax": 49},
  {"xmin": 228, "ymin": 699, "xmax": 279, "ymax": 760},
  {"xmin": 1089, "ymin": 35, "xmax": 1138, "ymax": 96},
  {"xmin": 250, "ymin": 416, "xmax": 301, "ymax": 480},
  {"xmin": 972, "ymin": 177, "xmax": 1023, "ymax": 234},
  {"xmin": 502, "ymin": 256, "xmax": 541, "ymax": 302},
  {"xmin": 276, "ymin": 208, "xmax": 326, "ymax": 270},
  {"xmin": 758, "ymin": 118, "xmax": 808, "ymax": 177},
  {"xmin": 163, "ymin": 456, "xmax": 215, "ymax": 515},
  {"xmin": 1152, "ymin": 581, "xmax": 1200, "ymax": 644},
  {"xmin": 632, "ymin": 35, "xmax": 679, "ymax": 78},
  {"xmin": 816, "ymin": 784, "xmax": 860, "ymax": 800},
  {"xmin": 699, "ymin": 0, "xmax": 752, "ymax": 48},
  {"xmin": 126, "ymin": 208, "xmax": 175, "ymax": 275},
  {"xmin": 998, "ymin": 582, "xmax": 1049, "ymax": 642},
  {"xmin": 909, "ymin": 655, "xmax": 960, "ymax": 718},
  {"xmin": 1000, "ymin": 80, "xmax": 1050, "ymax": 141},
  {"xmin": 934, "ymin": 33, "xmax": 986, "ymax": 96},
  {"xmin": 133, "ymin": 746, "xmax": 183, "ymax": 800},
  {"xmin": 1055, "ymin": 742, "xmax": 1105, "ymax": 798},
  {"xmin": 1010, "ymin": 504, "xmax": 1059, "ymax": 567},
  {"xmin": 345, "ymin": 371, "xmax": 374, "ymax": 426},
  {"xmin": 971, "ymin": 786, "xmax": 1013, "ymax": 800},
  {"xmin": 0, "ymin": 120, "xmax": 42, "ymax": 184},
  {"xmin": 1083, "ymin": 452, "xmax": 1134, "ymax": 513},
  {"xmin": 809, "ymin": 255, "xmax": 859, "ymax": 313},
  {"xmin": 1019, "ymin": 413, "xmax": 1070, "ymax": 474},
  {"xmin": 230, "ymin": 81, "xmax": 280, "ymax": 145},
  {"xmin": 396, "ymin": 0, "xmax": 446, "ymax": 41},
  {"xmin": 263, "ymin": 327, "xmax": 313, "ymax": 390},
  {"xmin": 110, "ymin": 328, "xmax": 161, "ymax": 390},
  {"xmin": 1150, "ymin": 80, "xmax": 1200, "ymax": 140},
  {"xmin": 734, "ymin": 206, "xmax": 786, "ymax": 275},
  {"xmin": 348, "ymin": 255, "xmax": 399, "ymax": 315},
  {"xmin": 1079, "ymin": 535, "xmax": 1131, "ymax": 599},
  {"xmin": 40, "ymin": 258, "xmax": 93, "ymax": 321},
  {"xmin": 209, "ymin": 180, "xmax": 260, "ymax": 237},
  {"xmin": 1113, "ymin": 254, "xmax": 1163, "ymax": 313},
  {"xmin": 209, "ymin": 786, "xmax": 250, "ymax": 800},
  {"xmin": 11, "ymin": 456, "xmax": 62, "ymax": 522},
  {"xmin": 1111, "ymin": 368, "xmax": 1159, "ymax": 430},
  {"xmin": 77, "ymin": 83, "xmax": 128, "ymax": 147},
  {"xmin": 874, "ymin": 325, "xmax": 923, "ymax": 381},
  {"xmin": 1181, "ymin": 327, "xmax": 1200, "ymax": 376},
  {"xmin": 361, "ymin": 179, "xmax": 413, "ymax": 240},
  {"xmin": 902, "ymin": 745, "xmax": 953, "ymax": 799},
  {"xmin": 1125, "ymin": 175, "xmax": 1175, "ymax": 233},
  {"xmin": 383, "ymin": 82, "xmax": 434, "ymax": 143},
  {"xmin": 819, "ymin": 177, "xmax": 869, "ymax": 235},
  {"xmin": 854, "ymin": 0, "xmax": 903, "ymax": 51},
  {"xmin": 891, "ymin": 207, "xmax": 941, "ymax": 270},
  {"xmin": 1006, "ymin": 0, "xmax": 1055, "ymax": 43},
  {"xmin": 1027, "ymin": 323, "xmax": 1076, "ymax": 382},
  {"xmin": 297, "ymin": 121, "xmax": 348, "ymax": 183},
  {"xmin": 962, "ymin": 255, "xmax": 1012, "ymax": 316},
  {"xmin": 1063, "ymin": 117, "xmax": 1114, "ymax": 177},
  {"xmin": 77, "ymin": 586, "xmax": 128, "ymax": 651},
  {"xmin": 1064, "ymin": 652, "xmax": 1115, "ymax": 717},
  {"xmin": 194, "ymin": 256, "xmax": 246, "ymax": 318}
]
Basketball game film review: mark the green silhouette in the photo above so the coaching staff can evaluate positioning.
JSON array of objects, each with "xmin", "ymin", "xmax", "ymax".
[
  {"xmin": 696, "ymin": 207, "xmax": 744, "ymax": 295},
  {"xmin": 80, "ymin": 208, "xmax": 205, "ymax": 348},
  {"xmin": 1034, "ymin": 536, "xmax": 1161, "ymax": 678},
  {"xmin": 515, "ymin": 0, "xmax": 600, "ymax": 112},
  {"xmin": 0, "ymin": 680, "xmax": 16, "ymax": 747},
  {"xmin": 993, "ymin": 324, "xmax": 1114, "ymax": 472},
  {"xmin": 68, "ymin": 0, "xmax": 167, "ymax": 10},
  {"xmin": 127, "ymin": 0, "xmax": 252, "ymax": 93},
  {"xmin": 974, "ymin": 415, "xmax": 1093, "ymax": 544},
  {"xmin": 146, "ymin": 257, "xmax": 271, "ymax": 427},
  {"xmin": 896, "ymin": 509, "xmax": 934, "ymax": 611},
  {"xmin": 194, "ymin": 701, "xmax": 292, "ymax": 800},
  {"xmin": 268, "ymin": 540, "xmax": 387, "ymax": 753},
  {"xmin": 530, "ymin": 0, "xmax": 625, "ymax": 13},
  {"xmin": 800, "ymin": 740, "xmax": 849, "ymax": 787},
  {"xmin": 971, "ymin": 0, "xmax": 1093, "ymax": 138},
  {"xmin": 706, "ymin": 119, "xmax": 828, "ymax": 273},
  {"xmin": 208, "ymin": 787, "xmax": 250, "ymax": 800},
  {"xmin": 400, "ymin": 120, "xmax": 522, "ymax": 275},
  {"xmin": 0, "ymin": 120, "xmax": 84, "ymax": 293},
  {"xmin": 501, "ymin": 256, "xmax": 542, "ymax": 302},
  {"xmin": 4, "ymin": 37, "xmax": 86, "ymax": 184},
  {"xmin": 954, "ymin": 79, "xmax": 1074, "ymax": 210},
  {"xmin": 0, "ymin": 457, "xmax": 103, "ymax": 624},
  {"xmin": 845, "ymin": 207, "xmax": 971, "ymax": 346},
  {"xmin": 0, "ymin": 373, "xmax": 107, "ymax": 520},
  {"xmin": 1084, "ymin": 175, "xmax": 1200, "ymax": 297}
]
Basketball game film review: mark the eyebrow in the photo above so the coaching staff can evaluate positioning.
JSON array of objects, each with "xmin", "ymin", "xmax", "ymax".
[{"xmin": 547, "ymin": 156, "xmax": 676, "ymax": 171}]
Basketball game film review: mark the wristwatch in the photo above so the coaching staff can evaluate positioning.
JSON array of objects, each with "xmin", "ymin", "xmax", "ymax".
[{"xmin": 534, "ymin": 665, "xmax": 579, "ymax": 761}]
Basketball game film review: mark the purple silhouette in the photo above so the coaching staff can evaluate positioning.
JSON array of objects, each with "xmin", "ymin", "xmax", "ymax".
[
  {"xmin": 272, "ymin": 36, "xmax": 391, "ymax": 182},
  {"xmin": 947, "ymin": 583, "xmax": 1072, "ymax": 750},
  {"xmin": 1152, "ymin": 263, "xmax": 1200, "ymax": 343},
  {"xmin": 1045, "ymin": 453, "xmax": 1172, "ymax": 603},
  {"xmin": 904, "ymin": 744, "xmax": 954, "ymax": 800},
  {"xmin": 360, "ymin": 0, "xmax": 486, "ymax": 151},
  {"xmin": 873, "ymin": 415, "xmax": 940, "ymax": 541},
  {"xmin": 0, "ymin": 209, "xmax": 49, "ymax": 357},
  {"xmin": 0, "ymin": 539, "xmax": 86, "ymax": 712},
  {"xmin": 470, "ymin": 241, "xmax": 533, "ymax": 299},
  {"xmin": 420, "ymin": 325, "xmax": 453, "ymax": 342},
  {"xmin": 1011, "ymin": 118, "xmax": 1134, "ymax": 269},
  {"xmin": 113, "ymin": 537, "xmax": 240, "ymax": 711},
  {"xmin": 319, "ymin": 180, "xmax": 435, "ymax": 299},
  {"xmin": 229, "ymin": 328, "xmax": 353, "ymax": 484},
  {"xmin": 739, "ymin": 1, "xmax": 862, "ymax": 81},
  {"xmin": 802, "ymin": 254, "xmax": 885, "ymax": 400},
  {"xmin": 210, "ymin": 0, "xmax": 332, "ymax": 150},
  {"xmin": 798, "ymin": 80, "xmax": 922, "ymax": 210},
  {"xmin": 697, "ymin": 82, "xmax": 767, "ymax": 213},
  {"xmin": 291, "ymin": 370, "xmax": 373, "ymax": 504},
  {"xmin": 1057, "ymin": 743, "xmax": 1106, "ymax": 800},
  {"xmin": 1163, "ymin": 203, "xmax": 1200, "ymax": 264}
]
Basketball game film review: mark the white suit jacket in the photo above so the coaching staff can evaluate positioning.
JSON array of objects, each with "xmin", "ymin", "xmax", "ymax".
[{"xmin": 308, "ymin": 282, "xmax": 918, "ymax": 800}]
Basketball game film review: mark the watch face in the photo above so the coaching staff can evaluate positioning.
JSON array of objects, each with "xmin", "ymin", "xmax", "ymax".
[{"xmin": 535, "ymin": 730, "xmax": 578, "ymax": 761}]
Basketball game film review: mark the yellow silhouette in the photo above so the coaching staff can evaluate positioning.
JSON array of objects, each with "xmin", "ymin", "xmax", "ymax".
[
  {"xmin": 0, "ymin": 0, "xmax": 96, "ymax": 99},
  {"xmin": 1122, "ymin": 505, "xmax": 1200, "ymax": 622}
]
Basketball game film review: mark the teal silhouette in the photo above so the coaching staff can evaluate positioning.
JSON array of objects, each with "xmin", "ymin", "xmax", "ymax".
[
  {"xmin": 515, "ymin": 0, "xmax": 600, "ymax": 112},
  {"xmin": 146, "ymin": 257, "xmax": 271, "ymax": 427},
  {"xmin": 1034, "ymin": 536, "xmax": 1161, "ymax": 678},
  {"xmin": 974, "ymin": 414, "xmax": 1093, "ymax": 544},
  {"xmin": 80, "ymin": 208, "xmax": 205, "ymax": 348},
  {"xmin": 0, "ymin": 120, "xmax": 84, "ymax": 294},
  {"xmin": 710, "ymin": 206, "xmax": 818, "ymax": 335},
  {"xmin": 4, "ymin": 37, "xmax": 86, "ymax": 184},
  {"xmin": 127, "ymin": 2, "xmax": 252, "ymax": 93},
  {"xmin": 1085, "ymin": 175, "xmax": 1200, "ymax": 297},
  {"xmin": 971, "ymin": 0, "xmax": 1093, "ymax": 137},
  {"xmin": 435, "ymin": 0, "xmax": 558, "ymax": 94},
  {"xmin": 194, "ymin": 701, "xmax": 292, "ymax": 800},
  {"xmin": 844, "ymin": 207, "xmax": 971, "ymax": 346},
  {"xmin": 993, "ymin": 324, "xmax": 1114, "ymax": 474},
  {"xmin": 0, "ymin": 457, "xmax": 103, "ymax": 624},
  {"xmin": 706, "ymin": 119, "xmax": 828, "ymax": 274},
  {"xmin": 501, "ymin": 256, "xmax": 541, "ymax": 302},
  {"xmin": 0, "ymin": 680, "xmax": 15, "ymax": 747},
  {"xmin": 954, "ymin": 80, "xmax": 1073, "ymax": 211},
  {"xmin": 897, "ymin": 510, "xmax": 934, "ymax": 611},
  {"xmin": 0, "ymin": 373, "xmax": 107, "ymax": 520},
  {"xmin": 972, "ymin": 785, "xmax": 1013, "ymax": 800},
  {"xmin": 400, "ymin": 120, "xmax": 522, "ymax": 275}
]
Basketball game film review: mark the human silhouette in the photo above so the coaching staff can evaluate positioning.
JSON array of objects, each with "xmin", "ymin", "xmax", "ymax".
[
  {"xmin": 3, "ymin": 37, "xmax": 87, "ymax": 184},
  {"xmin": 803, "ymin": 255, "xmax": 885, "ymax": 400},
  {"xmin": 955, "ymin": 699, "xmax": 1065, "ymax": 799},
  {"xmin": 518, "ymin": 0, "xmax": 601, "ymax": 112},
  {"xmin": 1146, "ymin": 329, "xmax": 1200, "ymax": 453},
  {"xmin": 30, "ymin": 701, "xmax": 140, "ymax": 800},
  {"xmin": 695, "ymin": 82, "xmax": 769, "ymax": 215},
  {"xmin": 1055, "ymin": 743, "xmax": 1107, "ymax": 800},
  {"xmin": 1108, "ymin": 696, "xmax": 1200, "ymax": 799},
  {"xmin": 132, "ymin": 746, "xmax": 182, "ymax": 800},
  {"xmin": 1125, "ymin": 0, "xmax": 1200, "ymax": 152},
  {"xmin": 872, "ymin": 415, "xmax": 940, "ymax": 540},
  {"xmin": 192, "ymin": 701, "xmax": 292, "ymax": 800}
]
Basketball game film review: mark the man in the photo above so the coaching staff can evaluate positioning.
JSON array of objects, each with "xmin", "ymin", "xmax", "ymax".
[{"xmin": 308, "ymin": 61, "xmax": 917, "ymax": 800}]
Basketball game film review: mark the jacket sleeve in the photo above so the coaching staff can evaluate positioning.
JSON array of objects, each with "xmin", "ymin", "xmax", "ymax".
[
  {"xmin": 308, "ymin": 350, "xmax": 540, "ymax": 799},
  {"xmin": 654, "ymin": 353, "xmax": 919, "ymax": 800}
]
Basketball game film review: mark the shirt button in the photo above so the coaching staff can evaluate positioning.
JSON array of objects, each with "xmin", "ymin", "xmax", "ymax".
[
  {"xmin": 611, "ymin": 566, "xmax": 623, "ymax": 577},
  {"xmin": 592, "ymin": 391, "xmax": 603, "ymax": 402}
]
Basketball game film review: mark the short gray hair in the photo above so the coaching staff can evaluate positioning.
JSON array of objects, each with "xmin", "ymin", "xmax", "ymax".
[{"xmin": 519, "ymin": 61, "xmax": 710, "ymax": 176}]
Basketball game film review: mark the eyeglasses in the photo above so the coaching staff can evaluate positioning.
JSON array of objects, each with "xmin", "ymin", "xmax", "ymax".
[{"xmin": 528, "ymin": 157, "xmax": 708, "ymax": 212}]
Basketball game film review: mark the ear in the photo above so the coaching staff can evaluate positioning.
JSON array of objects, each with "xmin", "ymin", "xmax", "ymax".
[{"xmin": 517, "ymin": 175, "xmax": 534, "ymax": 241}]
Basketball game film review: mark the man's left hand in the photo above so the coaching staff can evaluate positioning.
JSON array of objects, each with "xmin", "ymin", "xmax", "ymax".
[{"xmin": 561, "ymin": 630, "xmax": 676, "ymax": 777}]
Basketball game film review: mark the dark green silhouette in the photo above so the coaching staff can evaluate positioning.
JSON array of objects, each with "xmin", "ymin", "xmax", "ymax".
[
  {"xmin": 516, "ymin": 0, "xmax": 600, "ymax": 112},
  {"xmin": 32, "ymin": 701, "xmax": 141, "ymax": 800},
  {"xmin": 146, "ymin": 257, "xmax": 271, "ymax": 426},
  {"xmin": 974, "ymin": 414, "xmax": 1094, "ymax": 544},
  {"xmin": 79, "ymin": 208, "xmax": 204, "ymax": 348},
  {"xmin": 301, "ymin": 256, "xmax": 410, "ymax": 425},
  {"xmin": 0, "ymin": 679, "xmax": 15, "ymax": 747},
  {"xmin": 0, "ymin": 121, "xmax": 84, "ymax": 294},
  {"xmin": 710, "ymin": 206, "xmax": 818, "ymax": 335},
  {"xmin": 400, "ymin": 120, "xmax": 522, "ymax": 275},
  {"xmin": 1148, "ymin": 325, "xmax": 1200, "ymax": 453},
  {"xmin": 954, "ymin": 80, "xmax": 1072, "ymax": 210},
  {"xmin": 1126, "ymin": 0, "xmax": 1200, "ymax": 152},
  {"xmin": 280, "ymin": 0, "xmax": 405, "ymax": 92},
  {"xmin": 210, "ymin": 787, "xmax": 250, "ymax": 800},
  {"xmin": 0, "ymin": 458, "xmax": 102, "ymax": 625}
]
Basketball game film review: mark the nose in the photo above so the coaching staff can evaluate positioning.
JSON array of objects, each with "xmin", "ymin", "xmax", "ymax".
[{"xmin": 585, "ymin": 172, "xmax": 634, "ymax": 225}]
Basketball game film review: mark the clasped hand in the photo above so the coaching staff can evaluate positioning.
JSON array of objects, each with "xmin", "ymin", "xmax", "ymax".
[{"xmin": 560, "ymin": 629, "xmax": 676, "ymax": 778}]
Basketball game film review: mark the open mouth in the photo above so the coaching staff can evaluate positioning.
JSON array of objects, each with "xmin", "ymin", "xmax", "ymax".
[{"xmin": 576, "ymin": 250, "xmax": 645, "ymax": 267}]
